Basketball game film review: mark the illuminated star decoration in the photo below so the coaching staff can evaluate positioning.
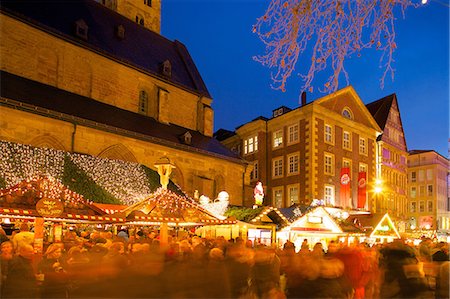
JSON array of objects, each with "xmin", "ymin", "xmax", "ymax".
[{"xmin": 253, "ymin": 0, "xmax": 418, "ymax": 93}]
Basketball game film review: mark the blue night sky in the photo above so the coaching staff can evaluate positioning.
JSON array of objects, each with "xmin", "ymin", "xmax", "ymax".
[{"xmin": 162, "ymin": 0, "xmax": 449, "ymax": 157}]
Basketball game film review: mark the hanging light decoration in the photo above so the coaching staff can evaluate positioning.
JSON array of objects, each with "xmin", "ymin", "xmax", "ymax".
[{"xmin": 253, "ymin": 0, "xmax": 418, "ymax": 93}]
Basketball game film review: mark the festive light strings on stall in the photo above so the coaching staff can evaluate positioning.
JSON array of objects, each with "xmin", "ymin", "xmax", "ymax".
[
  {"xmin": 253, "ymin": 0, "xmax": 418, "ymax": 93},
  {"xmin": 71, "ymin": 153, "xmax": 153, "ymax": 205},
  {"xmin": 0, "ymin": 141, "xmax": 65, "ymax": 187},
  {"xmin": 0, "ymin": 141, "xmax": 161, "ymax": 205}
]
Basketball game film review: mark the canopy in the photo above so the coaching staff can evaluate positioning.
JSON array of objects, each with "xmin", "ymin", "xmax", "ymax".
[
  {"xmin": 0, "ymin": 176, "xmax": 123, "ymax": 223},
  {"xmin": 115, "ymin": 187, "xmax": 235, "ymax": 226}
]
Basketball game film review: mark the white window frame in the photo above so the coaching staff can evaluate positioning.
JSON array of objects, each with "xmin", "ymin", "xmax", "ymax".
[
  {"xmin": 324, "ymin": 185, "xmax": 335, "ymax": 206},
  {"xmin": 287, "ymin": 124, "xmax": 299, "ymax": 144},
  {"xmin": 287, "ymin": 153, "xmax": 299, "ymax": 175},
  {"xmin": 343, "ymin": 158, "xmax": 352, "ymax": 182},
  {"xmin": 273, "ymin": 187, "xmax": 284, "ymax": 208},
  {"xmin": 324, "ymin": 153, "xmax": 334, "ymax": 175},
  {"xmin": 287, "ymin": 184, "xmax": 299, "ymax": 206},
  {"xmin": 244, "ymin": 135, "xmax": 258, "ymax": 155},
  {"xmin": 359, "ymin": 137, "xmax": 367, "ymax": 155},
  {"xmin": 324, "ymin": 124, "xmax": 333, "ymax": 144},
  {"xmin": 343, "ymin": 131, "xmax": 351, "ymax": 150},
  {"xmin": 272, "ymin": 157, "xmax": 284, "ymax": 178},
  {"xmin": 273, "ymin": 130, "xmax": 283, "ymax": 148}
]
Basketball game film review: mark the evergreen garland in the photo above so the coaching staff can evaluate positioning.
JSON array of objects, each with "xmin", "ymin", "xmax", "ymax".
[
  {"xmin": 61, "ymin": 154, "xmax": 119, "ymax": 204},
  {"xmin": 225, "ymin": 206, "xmax": 263, "ymax": 222}
]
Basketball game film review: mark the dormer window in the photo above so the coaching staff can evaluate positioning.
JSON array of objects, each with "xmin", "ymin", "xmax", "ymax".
[
  {"xmin": 115, "ymin": 25, "xmax": 125, "ymax": 39},
  {"xmin": 160, "ymin": 60, "xmax": 172, "ymax": 78},
  {"xmin": 75, "ymin": 19, "xmax": 88, "ymax": 40},
  {"xmin": 342, "ymin": 107, "xmax": 353, "ymax": 120},
  {"xmin": 181, "ymin": 131, "xmax": 192, "ymax": 145}
]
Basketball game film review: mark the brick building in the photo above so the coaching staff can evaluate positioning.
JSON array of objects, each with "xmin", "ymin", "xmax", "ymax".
[
  {"xmin": 216, "ymin": 86, "xmax": 382, "ymax": 209},
  {"xmin": 0, "ymin": 0, "xmax": 249, "ymax": 204},
  {"xmin": 366, "ymin": 94, "xmax": 409, "ymax": 224}
]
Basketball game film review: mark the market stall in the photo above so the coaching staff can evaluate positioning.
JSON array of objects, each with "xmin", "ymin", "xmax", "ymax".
[
  {"xmin": 0, "ymin": 176, "xmax": 124, "ymax": 251},
  {"xmin": 347, "ymin": 212, "xmax": 401, "ymax": 244},
  {"xmin": 277, "ymin": 206, "xmax": 364, "ymax": 251},
  {"xmin": 197, "ymin": 206, "xmax": 290, "ymax": 246}
]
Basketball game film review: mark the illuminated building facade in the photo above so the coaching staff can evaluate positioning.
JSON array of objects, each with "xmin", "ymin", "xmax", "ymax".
[
  {"xmin": 216, "ymin": 87, "xmax": 381, "ymax": 209},
  {"xmin": 366, "ymin": 94, "xmax": 408, "ymax": 224},
  {"xmin": 0, "ymin": 0, "xmax": 248, "ymax": 204},
  {"xmin": 407, "ymin": 150, "xmax": 450, "ymax": 234}
]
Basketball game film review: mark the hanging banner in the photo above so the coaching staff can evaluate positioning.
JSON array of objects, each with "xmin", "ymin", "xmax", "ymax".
[
  {"xmin": 340, "ymin": 168, "xmax": 351, "ymax": 207},
  {"xmin": 357, "ymin": 172, "xmax": 367, "ymax": 208}
]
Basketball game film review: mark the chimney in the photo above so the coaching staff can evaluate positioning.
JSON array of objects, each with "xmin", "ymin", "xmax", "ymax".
[{"xmin": 301, "ymin": 91, "xmax": 307, "ymax": 106}]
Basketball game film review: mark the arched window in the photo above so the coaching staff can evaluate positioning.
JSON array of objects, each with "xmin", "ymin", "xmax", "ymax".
[
  {"xmin": 139, "ymin": 90, "xmax": 148, "ymax": 114},
  {"xmin": 342, "ymin": 107, "xmax": 353, "ymax": 120}
]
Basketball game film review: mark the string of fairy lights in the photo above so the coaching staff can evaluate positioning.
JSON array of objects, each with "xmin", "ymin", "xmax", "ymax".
[
  {"xmin": 70, "ymin": 153, "xmax": 152, "ymax": 205},
  {"xmin": 0, "ymin": 141, "xmax": 156, "ymax": 205},
  {"xmin": 0, "ymin": 141, "xmax": 65, "ymax": 187}
]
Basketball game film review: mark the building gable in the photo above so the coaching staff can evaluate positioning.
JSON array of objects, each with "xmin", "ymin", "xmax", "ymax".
[
  {"xmin": 382, "ymin": 97, "xmax": 407, "ymax": 151},
  {"xmin": 314, "ymin": 86, "xmax": 381, "ymax": 132}
]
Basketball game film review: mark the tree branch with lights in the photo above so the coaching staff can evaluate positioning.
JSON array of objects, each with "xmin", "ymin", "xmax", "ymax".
[{"xmin": 253, "ymin": 0, "xmax": 418, "ymax": 93}]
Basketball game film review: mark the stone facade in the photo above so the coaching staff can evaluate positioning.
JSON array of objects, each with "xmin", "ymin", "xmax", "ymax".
[{"xmin": 0, "ymin": 2, "xmax": 246, "ymax": 205}]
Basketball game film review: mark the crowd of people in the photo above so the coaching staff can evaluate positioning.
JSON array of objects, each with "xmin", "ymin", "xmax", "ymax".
[{"xmin": 0, "ymin": 223, "xmax": 448, "ymax": 299}]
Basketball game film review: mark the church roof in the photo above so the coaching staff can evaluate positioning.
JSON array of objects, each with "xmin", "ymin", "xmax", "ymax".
[
  {"xmin": 0, "ymin": 71, "xmax": 241, "ymax": 162},
  {"xmin": 0, "ymin": 0, "xmax": 211, "ymax": 98},
  {"xmin": 365, "ymin": 94, "xmax": 396, "ymax": 131}
]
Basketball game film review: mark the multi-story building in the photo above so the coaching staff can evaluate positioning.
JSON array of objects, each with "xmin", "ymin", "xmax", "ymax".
[
  {"xmin": 0, "ymin": 0, "xmax": 248, "ymax": 204},
  {"xmin": 366, "ymin": 94, "xmax": 409, "ymax": 224},
  {"xmin": 407, "ymin": 150, "xmax": 450, "ymax": 234},
  {"xmin": 217, "ymin": 86, "xmax": 382, "ymax": 209}
]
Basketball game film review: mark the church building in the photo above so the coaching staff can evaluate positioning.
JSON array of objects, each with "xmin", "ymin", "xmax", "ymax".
[{"xmin": 0, "ymin": 0, "xmax": 250, "ymax": 204}]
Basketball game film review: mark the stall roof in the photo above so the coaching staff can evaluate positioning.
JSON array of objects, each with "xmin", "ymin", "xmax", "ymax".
[
  {"xmin": 0, "ymin": 177, "xmax": 124, "ymax": 222},
  {"xmin": 285, "ymin": 206, "xmax": 344, "ymax": 234},
  {"xmin": 117, "ymin": 188, "xmax": 235, "ymax": 225},
  {"xmin": 347, "ymin": 213, "xmax": 400, "ymax": 239}
]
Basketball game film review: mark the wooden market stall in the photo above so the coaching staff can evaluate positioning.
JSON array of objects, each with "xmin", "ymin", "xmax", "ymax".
[
  {"xmin": 197, "ymin": 206, "xmax": 290, "ymax": 246},
  {"xmin": 111, "ymin": 187, "xmax": 236, "ymax": 246},
  {"xmin": 277, "ymin": 206, "xmax": 364, "ymax": 251},
  {"xmin": 0, "ymin": 176, "xmax": 124, "ymax": 252},
  {"xmin": 346, "ymin": 212, "xmax": 401, "ymax": 244}
]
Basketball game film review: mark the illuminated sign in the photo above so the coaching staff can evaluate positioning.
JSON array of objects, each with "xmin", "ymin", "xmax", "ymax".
[{"xmin": 36, "ymin": 198, "xmax": 64, "ymax": 217}]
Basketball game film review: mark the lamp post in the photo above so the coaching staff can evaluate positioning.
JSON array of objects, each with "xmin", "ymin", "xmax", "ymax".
[
  {"xmin": 373, "ymin": 179, "xmax": 383, "ymax": 214},
  {"xmin": 154, "ymin": 156, "xmax": 176, "ymax": 247}
]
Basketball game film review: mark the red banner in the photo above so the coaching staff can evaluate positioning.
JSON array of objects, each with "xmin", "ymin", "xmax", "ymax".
[
  {"xmin": 357, "ymin": 172, "xmax": 367, "ymax": 208},
  {"xmin": 340, "ymin": 167, "xmax": 351, "ymax": 207}
]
